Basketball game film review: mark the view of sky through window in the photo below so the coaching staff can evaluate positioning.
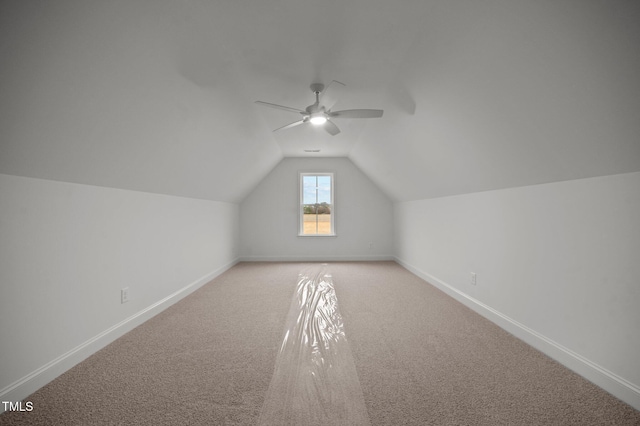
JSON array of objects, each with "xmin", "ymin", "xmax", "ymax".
[{"xmin": 303, "ymin": 175, "xmax": 331, "ymax": 204}]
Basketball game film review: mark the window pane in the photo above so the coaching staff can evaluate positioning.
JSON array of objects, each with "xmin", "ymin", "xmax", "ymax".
[
  {"xmin": 302, "ymin": 176, "xmax": 317, "ymax": 205},
  {"xmin": 316, "ymin": 176, "xmax": 331, "ymax": 204},
  {"xmin": 300, "ymin": 174, "xmax": 333, "ymax": 235}
]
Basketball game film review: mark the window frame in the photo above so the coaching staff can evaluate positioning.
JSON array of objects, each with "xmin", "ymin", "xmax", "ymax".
[{"xmin": 298, "ymin": 172, "xmax": 336, "ymax": 237}]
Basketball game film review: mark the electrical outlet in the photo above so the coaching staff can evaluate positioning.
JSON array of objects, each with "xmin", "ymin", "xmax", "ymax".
[
  {"xmin": 121, "ymin": 287, "xmax": 129, "ymax": 304},
  {"xmin": 369, "ymin": 242, "xmax": 374, "ymax": 249},
  {"xmin": 470, "ymin": 273, "xmax": 477, "ymax": 286}
]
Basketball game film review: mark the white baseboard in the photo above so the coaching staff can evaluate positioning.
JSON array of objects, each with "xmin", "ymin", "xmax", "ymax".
[
  {"xmin": 394, "ymin": 257, "xmax": 640, "ymax": 411},
  {"xmin": 239, "ymin": 254, "xmax": 395, "ymax": 262},
  {"xmin": 0, "ymin": 258, "xmax": 239, "ymax": 409}
]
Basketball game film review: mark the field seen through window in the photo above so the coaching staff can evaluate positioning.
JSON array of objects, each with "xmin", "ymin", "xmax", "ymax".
[{"xmin": 303, "ymin": 213, "xmax": 332, "ymax": 234}]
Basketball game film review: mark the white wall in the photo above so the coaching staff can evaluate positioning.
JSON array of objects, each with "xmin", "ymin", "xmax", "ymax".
[
  {"xmin": 394, "ymin": 171, "xmax": 640, "ymax": 409},
  {"xmin": 0, "ymin": 174, "xmax": 239, "ymax": 404},
  {"xmin": 240, "ymin": 157, "xmax": 393, "ymax": 261}
]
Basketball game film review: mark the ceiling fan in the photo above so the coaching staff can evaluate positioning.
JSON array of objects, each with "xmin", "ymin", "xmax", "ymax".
[{"xmin": 255, "ymin": 81, "xmax": 383, "ymax": 136}]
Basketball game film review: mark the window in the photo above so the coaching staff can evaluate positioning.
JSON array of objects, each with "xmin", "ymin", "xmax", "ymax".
[{"xmin": 299, "ymin": 173, "xmax": 335, "ymax": 236}]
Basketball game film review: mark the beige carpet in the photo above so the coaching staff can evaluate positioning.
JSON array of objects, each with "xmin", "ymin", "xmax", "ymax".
[{"xmin": 1, "ymin": 262, "xmax": 639, "ymax": 425}]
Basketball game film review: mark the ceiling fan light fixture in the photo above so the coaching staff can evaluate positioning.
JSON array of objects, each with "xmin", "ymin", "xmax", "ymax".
[
  {"xmin": 309, "ymin": 114, "xmax": 327, "ymax": 125},
  {"xmin": 255, "ymin": 81, "xmax": 383, "ymax": 137}
]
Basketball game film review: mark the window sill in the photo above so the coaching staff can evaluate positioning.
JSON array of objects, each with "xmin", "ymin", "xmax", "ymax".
[{"xmin": 297, "ymin": 234, "xmax": 337, "ymax": 237}]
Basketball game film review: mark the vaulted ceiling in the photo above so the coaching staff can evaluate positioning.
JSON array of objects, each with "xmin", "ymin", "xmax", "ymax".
[{"xmin": 1, "ymin": 1, "xmax": 639, "ymax": 202}]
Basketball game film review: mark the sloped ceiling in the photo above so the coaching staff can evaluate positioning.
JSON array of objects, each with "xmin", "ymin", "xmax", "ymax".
[{"xmin": 1, "ymin": 1, "xmax": 639, "ymax": 203}]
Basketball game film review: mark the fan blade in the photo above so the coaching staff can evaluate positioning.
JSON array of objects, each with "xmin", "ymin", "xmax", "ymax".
[
  {"xmin": 324, "ymin": 120, "xmax": 341, "ymax": 136},
  {"xmin": 273, "ymin": 119, "xmax": 306, "ymax": 132},
  {"xmin": 255, "ymin": 101, "xmax": 305, "ymax": 114},
  {"xmin": 319, "ymin": 80, "xmax": 345, "ymax": 111},
  {"xmin": 329, "ymin": 109, "xmax": 384, "ymax": 119}
]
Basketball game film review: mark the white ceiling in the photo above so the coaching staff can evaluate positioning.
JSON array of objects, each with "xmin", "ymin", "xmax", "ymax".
[{"xmin": 1, "ymin": 0, "xmax": 639, "ymax": 202}]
